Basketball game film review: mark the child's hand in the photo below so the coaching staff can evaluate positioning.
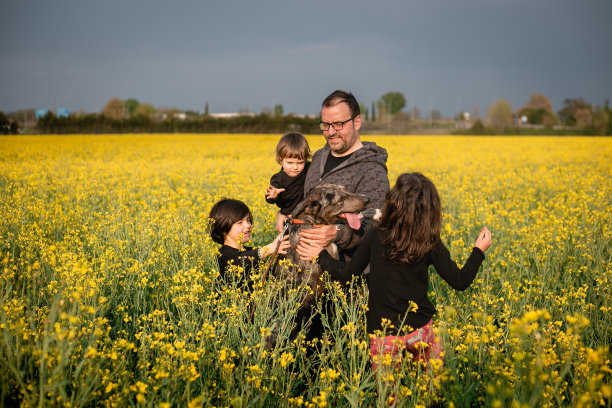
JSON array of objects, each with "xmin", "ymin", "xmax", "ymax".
[
  {"xmin": 277, "ymin": 234, "xmax": 290, "ymax": 255},
  {"xmin": 266, "ymin": 185, "xmax": 285, "ymax": 200},
  {"xmin": 474, "ymin": 227, "xmax": 492, "ymax": 253},
  {"xmin": 261, "ymin": 234, "xmax": 290, "ymax": 258},
  {"xmin": 275, "ymin": 213, "xmax": 287, "ymax": 233}
]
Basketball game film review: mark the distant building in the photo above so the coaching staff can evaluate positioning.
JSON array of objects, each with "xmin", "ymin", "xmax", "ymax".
[
  {"xmin": 209, "ymin": 112, "xmax": 256, "ymax": 118},
  {"xmin": 160, "ymin": 112, "xmax": 188, "ymax": 120}
]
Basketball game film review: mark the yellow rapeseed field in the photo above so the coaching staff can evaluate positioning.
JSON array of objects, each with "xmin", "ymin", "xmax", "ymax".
[{"xmin": 0, "ymin": 134, "xmax": 610, "ymax": 407}]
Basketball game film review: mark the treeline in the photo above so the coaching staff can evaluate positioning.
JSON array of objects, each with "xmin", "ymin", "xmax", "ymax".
[
  {"xmin": 454, "ymin": 121, "xmax": 609, "ymax": 136},
  {"xmin": 33, "ymin": 112, "xmax": 320, "ymax": 135},
  {"xmin": 3, "ymin": 93, "xmax": 611, "ymax": 135},
  {"xmin": 456, "ymin": 95, "xmax": 612, "ymax": 136},
  {"xmin": 0, "ymin": 112, "xmax": 20, "ymax": 134}
]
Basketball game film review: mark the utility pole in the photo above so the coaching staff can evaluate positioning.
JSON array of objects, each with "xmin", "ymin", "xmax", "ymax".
[{"xmin": 429, "ymin": 96, "xmax": 433, "ymax": 128}]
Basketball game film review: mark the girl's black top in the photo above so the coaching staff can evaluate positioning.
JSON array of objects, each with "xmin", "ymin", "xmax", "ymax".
[
  {"xmin": 317, "ymin": 229, "xmax": 485, "ymax": 335},
  {"xmin": 217, "ymin": 245, "xmax": 261, "ymax": 286}
]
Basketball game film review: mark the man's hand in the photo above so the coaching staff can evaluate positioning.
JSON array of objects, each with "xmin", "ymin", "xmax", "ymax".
[
  {"xmin": 266, "ymin": 186, "xmax": 285, "ymax": 200},
  {"xmin": 296, "ymin": 239, "xmax": 325, "ymax": 261},
  {"xmin": 299, "ymin": 224, "xmax": 337, "ymax": 248}
]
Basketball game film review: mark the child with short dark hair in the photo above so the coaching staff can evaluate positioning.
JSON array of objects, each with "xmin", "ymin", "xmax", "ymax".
[
  {"xmin": 209, "ymin": 198, "xmax": 289, "ymax": 281},
  {"xmin": 297, "ymin": 172, "xmax": 492, "ymax": 369},
  {"xmin": 265, "ymin": 132, "xmax": 311, "ymax": 232}
]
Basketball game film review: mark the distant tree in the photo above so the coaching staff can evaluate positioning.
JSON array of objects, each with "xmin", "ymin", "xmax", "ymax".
[
  {"xmin": 164, "ymin": 108, "xmax": 181, "ymax": 121},
  {"xmin": 359, "ymin": 103, "xmax": 368, "ymax": 121},
  {"xmin": 455, "ymin": 111, "xmax": 470, "ymax": 121},
  {"xmin": 377, "ymin": 91, "xmax": 406, "ymax": 117},
  {"xmin": 389, "ymin": 112, "xmax": 413, "ymax": 130},
  {"xmin": 274, "ymin": 104, "xmax": 284, "ymax": 117},
  {"xmin": 134, "ymin": 104, "xmax": 155, "ymax": 118},
  {"xmin": 486, "ymin": 99, "xmax": 513, "ymax": 132},
  {"xmin": 124, "ymin": 98, "xmax": 140, "ymax": 117},
  {"xmin": 592, "ymin": 108, "xmax": 610, "ymax": 135},
  {"xmin": 540, "ymin": 111, "xmax": 558, "ymax": 128},
  {"xmin": 518, "ymin": 93, "xmax": 558, "ymax": 126},
  {"xmin": 574, "ymin": 107, "xmax": 593, "ymax": 128},
  {"xmin": 0, "ymin": 111, "xmax": 19, "ymax": 134},
  {"xmin": 518, "ymin": 108, "xmax": 558, "ymax": 127},
  {"xmin": 604, "ymin": 99, "xmax": 612, "ymax": 134},
  {"xmin": 11, "ymin": 109, "xmax": 35, "ymax": 128},
  {"xmin": 410, "ymin": 106, "xmax": 421, "ymax": 120},
  {"xmin": 103, "ymin": 97, "xmax": 126, "ymax": 120},
  {"xmin": 371, "ymin": 101, "xmax": 376, "ymax": 122},
  {"xmin": 429, "ymin": 109, "xmax": 442, "ymax": 121},
  {"xmin": 472, "ymin": 103, "xmax": 482, "ymax": 120},
  {"xmin": 470, "ymin": 119, "xmax": 486, "ymax": 134},
  {"xmin": 558, "ymin": 98, "xmax": 592, "ymax": 126},
  {"xmin": 525, "ymin": 93, "xmax": 553, "ymax": 111},
  {"xmin": 36, "ymin": 112, "xmax": 57, "ymax": 134},
  {"xmin": 204, "ymin": 101, "xmax": 209, "ymax": 116}
]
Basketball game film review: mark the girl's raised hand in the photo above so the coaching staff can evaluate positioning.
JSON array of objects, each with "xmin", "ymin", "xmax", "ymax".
[{"xmin": 474, "ymin": 227, "xmax": 492, "ymax": 253}]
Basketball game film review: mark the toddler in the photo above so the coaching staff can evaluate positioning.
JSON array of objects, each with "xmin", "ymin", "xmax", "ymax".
[{"xmin": 265, "ymin": 132, "xmax": 311, "ymax": 232}]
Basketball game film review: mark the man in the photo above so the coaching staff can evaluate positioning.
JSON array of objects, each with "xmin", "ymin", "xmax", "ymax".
[
  {"xmin": 300, "ymin": 90, "xmax": 389, "ymax": 253},
  {"xmin": 293, "ymin": 90, "xmax": 389, "ymax": 345}
]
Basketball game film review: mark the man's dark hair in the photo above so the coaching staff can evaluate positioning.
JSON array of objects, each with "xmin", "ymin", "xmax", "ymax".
[{"xmin": 322, "ymin": 90, "xmax": 360, "ymax": 118}]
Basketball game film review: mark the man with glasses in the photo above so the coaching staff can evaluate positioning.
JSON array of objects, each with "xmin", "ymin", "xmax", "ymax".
[
  {"xmin": 294, "ymin": 90, "xmax": 389, "ymax": 346},
  {"xmin": 300, "ymin": 89, "xmax": 390, "ymax": 255}
]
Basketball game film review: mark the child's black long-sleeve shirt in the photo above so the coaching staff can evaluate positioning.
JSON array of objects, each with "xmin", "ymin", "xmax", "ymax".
[
  {"xmin": 217, "ymin": 245, "xmax": 261, "ymax": 286},
  {"xmin": 317, "ymin": 229, "xmax": 485, "ymax": 335},
  {"xmin": 266, "ymin": 162, "xmax": 310, "ymax": 215}
]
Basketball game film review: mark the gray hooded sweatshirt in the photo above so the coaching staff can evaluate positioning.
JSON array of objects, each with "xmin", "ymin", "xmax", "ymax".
[
  {"xmin": 303, "ymin": 141, "xmax": 390, "ymax": 250},
  {"xmin": 304, "ymin": 141, "xmax": 389, "ymax": 209}
]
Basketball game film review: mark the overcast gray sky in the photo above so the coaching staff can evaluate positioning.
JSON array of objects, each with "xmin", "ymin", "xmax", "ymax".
[{"xmin": 2, "ymin": 0, "xmax": 611, "ymax": 117}]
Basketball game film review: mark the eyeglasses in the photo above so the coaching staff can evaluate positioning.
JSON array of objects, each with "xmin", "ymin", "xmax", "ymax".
[{"xmin": 317, "ymin": 116, "xmax": 355, "ymax": 131}]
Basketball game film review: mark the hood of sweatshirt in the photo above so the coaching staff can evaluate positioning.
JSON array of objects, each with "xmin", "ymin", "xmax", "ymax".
[{"xmin": 321, "ymin": 141, "xmax": 388, "ymax": 175}]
